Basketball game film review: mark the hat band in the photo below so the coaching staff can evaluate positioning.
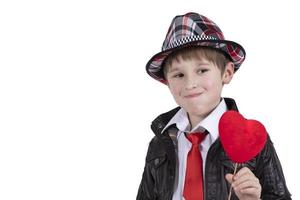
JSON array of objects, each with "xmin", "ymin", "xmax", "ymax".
[{"xmin": 166, "ymin": 35, "xmax": 218, "ymax": 50}]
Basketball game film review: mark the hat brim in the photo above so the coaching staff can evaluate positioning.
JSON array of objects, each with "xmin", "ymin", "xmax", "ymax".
[{"xmin": 146, "ymin": 40, "xmax": 246, "ymax": 84}]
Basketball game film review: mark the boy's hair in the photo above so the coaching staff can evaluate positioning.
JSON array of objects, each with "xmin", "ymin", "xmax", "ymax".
[{"xmin": 162, "ymin": 46, "xmax": 232, "ymax": 79}]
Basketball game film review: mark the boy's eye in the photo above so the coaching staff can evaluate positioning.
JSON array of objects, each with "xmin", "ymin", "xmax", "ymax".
[
  {"xmin": 173, "ymin": 73, "xmax": 184, "ymax": 78},
  {"xmin": 197, "ymin": 69, "xmax": 208, "ymax": 74}
]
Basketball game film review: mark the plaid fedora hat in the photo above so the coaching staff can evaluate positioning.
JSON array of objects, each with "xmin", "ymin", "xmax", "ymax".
[{"xmin": 146, "ymin": 12, "xmax": 246, "ymax": 83}]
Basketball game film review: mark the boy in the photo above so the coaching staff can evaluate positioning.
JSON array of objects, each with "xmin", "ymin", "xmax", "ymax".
[{"xmin": 137, "ymin": 12, "xmax": 291, "ymax": 200}]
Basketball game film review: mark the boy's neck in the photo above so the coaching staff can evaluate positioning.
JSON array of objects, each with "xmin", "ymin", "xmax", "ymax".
[
  {"xmin": 188, "ymin": 114, "xmax": 206, "ymax": 131},
  {"xmin": 187, "ymin": 99, "xmax": 222, "ymax": 130}
]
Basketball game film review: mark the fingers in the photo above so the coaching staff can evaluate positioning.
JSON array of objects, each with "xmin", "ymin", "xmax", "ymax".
[
  {"xmin": 232, "ymin": 176, "xmax": 260, "ymax": 193},
  {"xmin": 225, "ymin": 173, "xmax": 234, "ymax": 184},
  {"xmin": 225, "ymin": 167, "xmax": 262, "ymax": 199},
  {"xmin": 234, "ymin": 167, "xmax": 253, "ymax": 179},
  {"xmin": 238, "ymin": 187, "xmax": 260, "ymax": 196},
  {"xmin": 232, "ymin": 167, "xmax": 259, "ymax": 186}
]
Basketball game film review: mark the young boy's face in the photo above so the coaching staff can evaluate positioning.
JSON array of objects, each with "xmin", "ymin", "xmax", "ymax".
[{"xmin": 165, "ymin": 55, "xmax": 234, "ymax": 123}]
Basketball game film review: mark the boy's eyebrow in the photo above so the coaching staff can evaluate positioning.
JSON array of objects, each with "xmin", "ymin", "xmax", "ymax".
[{"xmin": 168, "ymin": 67, "xmax": 180, "ymax": 73}]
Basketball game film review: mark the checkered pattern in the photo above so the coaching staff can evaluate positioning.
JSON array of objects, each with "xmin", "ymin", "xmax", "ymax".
[
  {"xmin": 146, "ymin": 12, "xmax": 246, "ymax": 83},
  {"xmin": 168, "ymin": 35, "xmax": 218, "ymax": 49}
]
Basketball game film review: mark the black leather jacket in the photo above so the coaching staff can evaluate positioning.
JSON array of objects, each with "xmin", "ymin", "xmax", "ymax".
[{"xmin": 137, "ymin": 98, "xmax": 291, "ymax": 200}]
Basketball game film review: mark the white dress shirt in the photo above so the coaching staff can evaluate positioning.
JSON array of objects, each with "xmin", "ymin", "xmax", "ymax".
[{"xmin": 161, "ymin": 99, "xmax": 228, "ymax": 200}]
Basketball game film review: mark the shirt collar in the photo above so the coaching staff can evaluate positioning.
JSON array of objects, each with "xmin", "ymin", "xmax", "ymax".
[
  {"xmin": 161, "ymin": 98, "xmax": 228, "ymax": 141},
  {"xmin": 161, "ymin": 107, "xmax": 189, "ymax": 134}
]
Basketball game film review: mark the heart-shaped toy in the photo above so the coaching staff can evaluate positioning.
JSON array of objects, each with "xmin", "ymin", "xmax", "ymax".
[{"xmin": 219, "ymin": 111, "xmax": 267, "ymax": 163}]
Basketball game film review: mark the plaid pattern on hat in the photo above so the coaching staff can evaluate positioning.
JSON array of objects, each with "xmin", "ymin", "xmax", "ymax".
[{"xmin": 146, "ymin": 12, "xmax": 246, "ymax": 83}]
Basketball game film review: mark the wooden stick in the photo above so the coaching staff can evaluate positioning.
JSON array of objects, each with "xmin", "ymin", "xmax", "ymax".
[{"xmin": 228, "ymin": 163, "xmax": 239, "ymax": 200}]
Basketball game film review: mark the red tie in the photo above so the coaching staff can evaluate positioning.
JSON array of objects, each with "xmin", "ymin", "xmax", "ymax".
[{"xmin": 183, "ymin": 132, "xmax": 207, "ymax": 200}]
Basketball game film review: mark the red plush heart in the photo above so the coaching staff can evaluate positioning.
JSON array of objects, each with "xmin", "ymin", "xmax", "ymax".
[{"xmin": 219, "ymin": 111, "xmax": 267, "ymax": 163}]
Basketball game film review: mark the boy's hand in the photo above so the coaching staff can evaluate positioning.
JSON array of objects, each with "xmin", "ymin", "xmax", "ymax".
[{"xmin": 225, "ymin": 167, "xmax": 261, "ymax": 200}]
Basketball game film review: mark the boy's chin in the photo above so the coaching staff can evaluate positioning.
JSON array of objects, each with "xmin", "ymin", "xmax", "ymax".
[{"xmin": 185, "ymin": 106, "xmax": 210, "ymax": 117}]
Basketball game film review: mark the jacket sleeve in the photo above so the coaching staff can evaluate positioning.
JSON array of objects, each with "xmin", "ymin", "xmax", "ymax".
[
  {"xmin": 136, "ymin": 139, "xmax": 156, "ymax": 200},
  {"xmin": 256, "ymin": 136, "xmax": 292, "ymax": 200}
]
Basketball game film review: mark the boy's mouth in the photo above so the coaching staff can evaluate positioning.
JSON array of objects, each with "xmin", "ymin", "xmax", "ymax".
[{"xmin": 184, "ymin": 92, "xmax": 202, "ymax": 99}]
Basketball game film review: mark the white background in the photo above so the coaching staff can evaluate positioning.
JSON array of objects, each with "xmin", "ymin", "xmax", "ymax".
[{"xmin": 0, "ymin": 0, "xmax": 299, "ymax": 199}]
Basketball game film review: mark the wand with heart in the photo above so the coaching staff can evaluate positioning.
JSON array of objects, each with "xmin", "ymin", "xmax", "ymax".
[{"xmin": 219, "ymin": 111, "xmax": 267, "ymax": 200}]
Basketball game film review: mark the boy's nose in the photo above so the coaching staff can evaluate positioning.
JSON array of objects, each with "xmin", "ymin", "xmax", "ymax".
[{"xmin": 184, "ymin": 79, "xmax": 198, "ymax": 90}]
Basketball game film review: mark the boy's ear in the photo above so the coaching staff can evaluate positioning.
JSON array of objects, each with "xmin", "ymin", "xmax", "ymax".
[{"xmin": 222, "ymin": 62, "xmax": 234, "ymax": 84}]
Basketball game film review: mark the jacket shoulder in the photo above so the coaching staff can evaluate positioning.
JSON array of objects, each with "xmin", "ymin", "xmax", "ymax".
[{"xmin": 145, "ymin": 136, "xmax": 167, "ymax": 161}]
